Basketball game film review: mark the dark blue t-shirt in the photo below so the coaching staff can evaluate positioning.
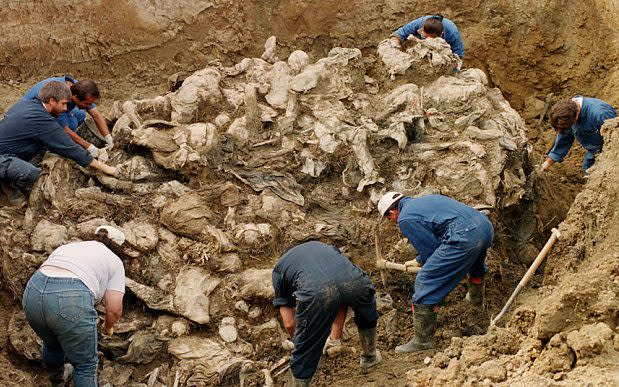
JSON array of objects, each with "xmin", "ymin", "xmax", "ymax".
[
  {"xmin": 272, "ymin": 241, "xmax": 368, "ymax": 307},
  {"xmin": 0, "ymin": 99, "xmax": 93, "ymax": 167}
]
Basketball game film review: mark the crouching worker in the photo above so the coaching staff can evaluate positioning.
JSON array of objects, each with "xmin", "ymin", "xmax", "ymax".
[
  {"xmin": 377, "ymin": 193, "xmax": 493, "ymax": 353},
  {"xmin": 0, "ymin": 81, "xmax": 117, "ymax": 206},
  {"xmin": 272, "ymin": 241, "xmax": 381, "ymax": 386},
  {"xmin": 22, "ymin": 226, "xmax": 126, "ymax": 387}
]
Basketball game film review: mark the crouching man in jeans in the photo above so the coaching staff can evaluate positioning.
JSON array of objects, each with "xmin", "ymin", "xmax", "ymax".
[{"xmin": 272, "ymin": 241, "xmax": 382, "ymax": 386}]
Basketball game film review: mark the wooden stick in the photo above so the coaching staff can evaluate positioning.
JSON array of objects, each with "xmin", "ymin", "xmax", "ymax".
[{"xmin": 491, "ymin": 227, "xmax": 561, "ymax": 326}]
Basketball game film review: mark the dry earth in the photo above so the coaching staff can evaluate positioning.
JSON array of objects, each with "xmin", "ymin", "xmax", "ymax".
[{"xmin": 1, "ymin": 0, "xmax": 618, "ymax": 386}]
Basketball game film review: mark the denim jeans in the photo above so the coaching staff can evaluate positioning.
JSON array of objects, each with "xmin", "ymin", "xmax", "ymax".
[
  {"xmin": 0, "ymin": 154, "xmax": 40, "ymax": 190},
  {"xmin": 22, "ymin": 271, "xmax": 99, "ymax": 387}
]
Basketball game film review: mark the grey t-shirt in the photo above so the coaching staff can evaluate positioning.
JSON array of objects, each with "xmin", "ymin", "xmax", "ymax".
[{"xmin": 41, "ymin": 241, "xmax": 125, "ymax": 302}]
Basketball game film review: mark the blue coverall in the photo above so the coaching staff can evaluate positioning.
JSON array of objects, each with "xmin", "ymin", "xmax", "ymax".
[
  {"xmin": 397, "ymin": 195, "xmax": 493, "ymax": 305},
  {"xmin": 22, "ymin": 75, "xmax": 96, "ymax": 132},
  {"xmin": 272, "ymin": 241, "xmax": 378, "ymax": 380},
  {"xmin": 395, "ymin": 16, "xmax": 465, "ymax": 58},
  {"xmin": 547, "ymin": 97, "xmax": 616, "ymax": 173}
]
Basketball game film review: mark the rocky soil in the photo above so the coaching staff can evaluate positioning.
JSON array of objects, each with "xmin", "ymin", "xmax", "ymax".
[{"xmin": 1, "ymin": 0, "xmax": 618, "ymax": 386}]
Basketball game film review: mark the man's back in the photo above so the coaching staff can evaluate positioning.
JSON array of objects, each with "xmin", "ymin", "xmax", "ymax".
[{"xmin": 273, "ymin": 241, "xmax": 366, "ymax": 304}]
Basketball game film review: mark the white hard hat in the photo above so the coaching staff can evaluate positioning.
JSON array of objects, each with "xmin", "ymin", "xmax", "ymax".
[
  {"xmin": 95, "ymin": 225, "xmax": 126, "ymax": 246},
  {"xmin": 377, "ymin": 191, "xmax": 404, "ymax": 216}
]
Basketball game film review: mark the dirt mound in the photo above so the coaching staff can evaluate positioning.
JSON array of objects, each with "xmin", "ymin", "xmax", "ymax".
[{"xmin": 406, "ymin": 119, "xmax": 619, "ymax": 386}]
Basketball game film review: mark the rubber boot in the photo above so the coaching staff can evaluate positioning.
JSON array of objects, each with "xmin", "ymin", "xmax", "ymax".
[
  {"xmin": 465, "ymin": 276, "xmax": 485, "ymax": 309},
  {"xmin": 289, "ymin": 369, "xmax": 311, "ymax": 387},
  {"xmin": 358, "ymin": 327, "xmax": 382, "ymax": 373},
  {"xmin": 46, "ymin": 365, "xmax": 66, "ymax": 387},
  {"xmin": 395, "ymin": 304, "xmax": 437, "ymax": 353},
  {"xmin": 1, "ymin": 182, "xmax": 26, "ymax": 207}
]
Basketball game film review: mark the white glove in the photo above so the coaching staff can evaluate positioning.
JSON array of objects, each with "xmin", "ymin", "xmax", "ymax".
[
  {"xmin": 323, "ymin": 337, "xmax": 342, "ymax": 355},
  {"xmin": 87, "ymin": 144, "xmax": 100, "ymax": 158},
  {"xmin": 540, "ymin": 160, "xmax": 551, "ymax": 172},
  {"xmin": 389, "ymin": 36, "xmax": 402, "ymax": 49},
  {"xmin": 104, "ymin": 134, "xmax": 114, "ymax": 150}
]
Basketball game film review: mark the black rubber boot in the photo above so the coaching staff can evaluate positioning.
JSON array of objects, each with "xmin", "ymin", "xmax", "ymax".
[
  {"xmin": 395, "ymin": 304, "xmax": 437, "ymax": 353},
  {"xmin": 1, "ymin": 182, "xmax": 26, "ymax": 207},
  {"xmin": 358, "ymin": 327, "xmax": 382, "ymax": 373},
  {"xmin": 46, "ymin": 365, "xmax": 66, "ymax": 387},
  {"xmin": 465, "ymin": 276, "xmax": 485, "ymax": 309}
]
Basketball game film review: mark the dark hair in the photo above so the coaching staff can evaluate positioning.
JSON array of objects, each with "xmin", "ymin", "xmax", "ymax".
[
  {"xmin": 385, "ymin": 196, "xmax": 404, "ymax": 216},
  {"xmin": 549, "ymin": 99, "xmax": 578, "ymax": 132},
  {"xmin": 38, "ymin": 81, "xmax": 71, "ymax": 103},
  {"xmin": 71, "ymin": 79, "xmax": 100, "ymax": 101},
  {"xmin": 94, "ymin": 228, "xmax": 126, "ymax": 259},
  {"xmin": 423, "ymin": 15, "xmax": 445, "ymax": 37}
]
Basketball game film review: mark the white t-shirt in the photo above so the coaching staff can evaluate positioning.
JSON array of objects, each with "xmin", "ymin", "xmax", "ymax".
[{"xmin": 41, "ymin": 241, "xmax": 125, "ymax": 302}]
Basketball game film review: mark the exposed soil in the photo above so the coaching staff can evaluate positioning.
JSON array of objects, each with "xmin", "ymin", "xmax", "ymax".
[{"xmin": 1, "ymin": 0, "xmax": 618, "ymax": 386}]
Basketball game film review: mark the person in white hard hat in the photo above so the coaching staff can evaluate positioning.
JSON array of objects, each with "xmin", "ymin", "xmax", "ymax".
[
  {"xmin": 377, "ymin": 192, "xmax": 493, "ymax": 353},
  {"xmin": 22, "ymin": 226, "xmax": 127, "ymax": 387}
]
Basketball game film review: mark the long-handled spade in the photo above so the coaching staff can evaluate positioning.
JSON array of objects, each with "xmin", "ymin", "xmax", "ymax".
[{"xmin": 491, "ymin": 227, "xmax": 562, "ymax": 326}]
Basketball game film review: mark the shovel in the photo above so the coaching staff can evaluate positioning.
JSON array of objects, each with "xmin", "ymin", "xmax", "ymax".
[{"xmin": 491, "ymin": 227, "xmax": 561, "ymax": 326}]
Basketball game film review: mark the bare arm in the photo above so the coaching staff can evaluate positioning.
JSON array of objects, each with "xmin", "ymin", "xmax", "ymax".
[
  {"xmin": 88, "ymin": 107, "xmax": 111, "ymax": 137},
  {"xmin": 279, "ymin": 306, "xmax": 295, "ymax": 337},
  {"xmin": 103, "ymin": 290, "xmax": 124, "ymax": 332},
  {"xmin": 329, "ymin": 306, "xmax": 348, "ymax": 340},
  {"xmin": 63, "ymin": 126, "xmax": 91, "ymax": 149}
]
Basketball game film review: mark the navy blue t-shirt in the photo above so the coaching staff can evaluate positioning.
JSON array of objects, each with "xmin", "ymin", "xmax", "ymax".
[{"xmin": 272, "ymin": 241, "xmax": 368, "ymax": 307}]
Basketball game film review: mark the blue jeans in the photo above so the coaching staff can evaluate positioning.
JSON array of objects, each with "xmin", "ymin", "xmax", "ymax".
[
  {"xmin": 22, "ymin": 271, "xmax": 99, "ymax": 387},
  {"xmin": 0, "ymin": 154, "xmax": 40, "ymax": 190},
  {"xmin": 58, "ymin": 108, "xmax": 87, "ymax": 132}
]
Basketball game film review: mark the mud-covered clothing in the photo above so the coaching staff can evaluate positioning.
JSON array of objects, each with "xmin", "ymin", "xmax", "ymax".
[
  {"xmin": 395, "ymin": 16, "xmax": 465, "ymax": 58},
  {"xmin": 41, "ymin": 241, "xmax": 125, "ymax": 303},
  {"xmin": 547, "ymin": 97, "xmax": 616, "ymax": 173},
  {"xmin": 397, "ymin": 195, "xmax": 493, "ymax": 305},
  {"xmin": 22, "ymin": 75, "xmax": 95, "ymax": 132},
  {"xmin": 272, "ymin": 241, "xmax": 378, "ymax": 380}
]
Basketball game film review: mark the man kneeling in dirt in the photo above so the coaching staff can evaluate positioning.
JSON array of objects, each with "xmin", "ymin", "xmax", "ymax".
[
  {"xmin": 272, "ymin": 241, "xmax": 382, "ymax": 386},
  {"xmin": 0, "ymin": 81, "xmax": 118, "ymax": 206},
  {"xmin": 540, "ymin": 96, "xmax": 617, "ymax": 175},
  {"xmin": 377, "ymin": 192, "xmax": 494, "ymax": 353},
  {"xmin": 22, "ymin": 75, "xmax": 114, "ymax": 158},
  {"xmin": 389, "ymin": 14, "xmax": 464, "ymax": 68}
]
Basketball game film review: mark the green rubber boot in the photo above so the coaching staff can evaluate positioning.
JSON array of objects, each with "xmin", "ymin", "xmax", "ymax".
[
  {"xmin": 358, "ymin": 327, "xmax": 382, "ymax": 373},
  {"xmin": 289, "ymin": 369, "xmax": 311, "ymax": 387},
  {"xmin": 465, "ymin": 276, "xmax": 485, "ymax": 309},
  {"xmin": 395, "ymin": 304, "xmax": 437, "ymax": 353}
]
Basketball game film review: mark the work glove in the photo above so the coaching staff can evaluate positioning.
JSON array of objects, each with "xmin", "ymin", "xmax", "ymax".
[
  {"xmin": 539, "ymin": 159, "xmax": 551, "ymax": 172},
  {"xmin": 389, "ymin": 37, "xmax": 402, "ymax": 49},
  {"xmin": 322, "ymin": 337, "xmax": 342, "ymax": 355},
  {"xmin": 104, "ymin": 134, "xmax": 114, "ymax": 150},
  {"xmin": 101, "ymin": 165, "xmax": 118, "ymax": 177},
  {"xmin": 87, "ymin": 144, "xmax": 100, "ymax": 158}
]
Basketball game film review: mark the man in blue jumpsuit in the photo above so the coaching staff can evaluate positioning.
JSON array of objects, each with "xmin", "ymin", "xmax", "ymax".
[
  {"xmin": 377, "ymin": 192, "xmax": 493, "ymax": 353},
  {"xmin": 390, "ymin": 15, "xmax": 465, "ymax": 59},
  {"xmin": 0, "ymin": 81, "xmax": 118, "ymax": 206},
  {"xmin": 272, "ymin": 241, "xmax": 381, "ymax": 386},
  {"xmin": 22, "ymin": 75, "xmax": 114, "ymax": 158},
  {"xmin": 541, "ymin": 96, "xmax": 616, "ymax": 175}
]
